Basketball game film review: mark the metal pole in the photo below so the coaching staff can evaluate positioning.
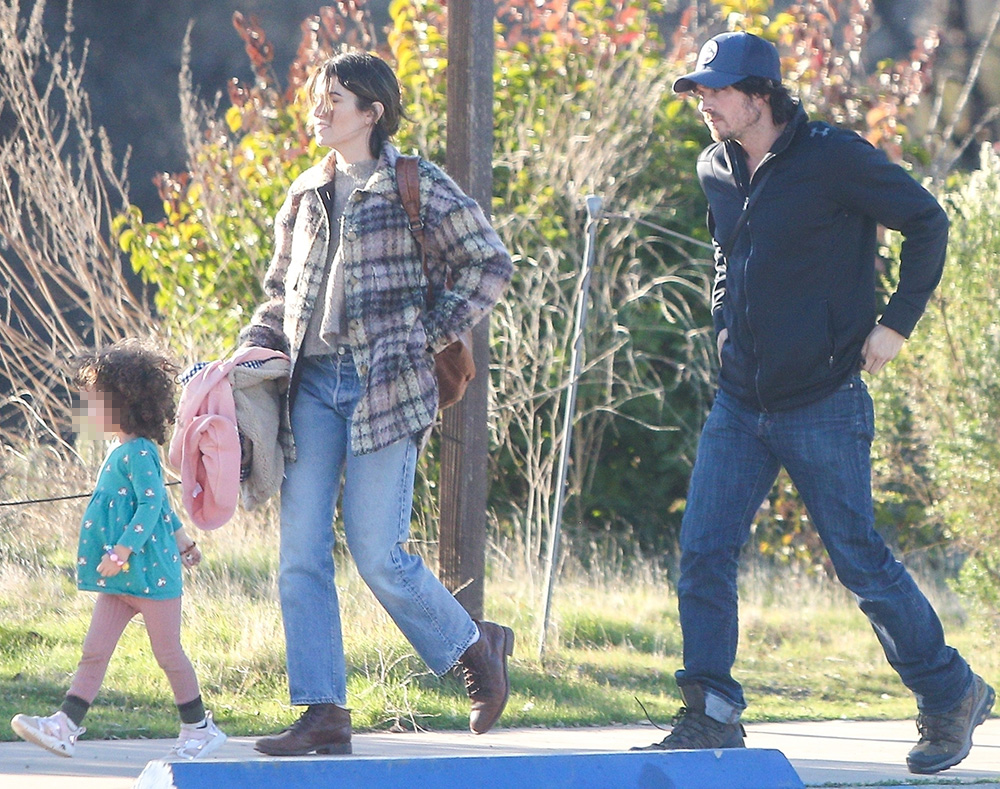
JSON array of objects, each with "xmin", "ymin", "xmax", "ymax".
[{"xmin": 538, "ymin": 195, "xmax": 603, "ymax": 660}]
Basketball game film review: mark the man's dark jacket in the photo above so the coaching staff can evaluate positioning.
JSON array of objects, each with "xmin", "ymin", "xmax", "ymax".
[{"xmin": 701, "ymin": 104, "xmax": 948, "ymax": 412}]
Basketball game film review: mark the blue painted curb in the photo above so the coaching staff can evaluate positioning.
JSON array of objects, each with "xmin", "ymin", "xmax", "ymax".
[{"xmin": 135, "ymin": 748, "xmax": 804, "ymax": 788}]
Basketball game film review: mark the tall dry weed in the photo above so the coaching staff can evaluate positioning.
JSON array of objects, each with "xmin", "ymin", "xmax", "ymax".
[{"xmin": 0, "ymin": 0, "xmax": 150, "ymax": 445}]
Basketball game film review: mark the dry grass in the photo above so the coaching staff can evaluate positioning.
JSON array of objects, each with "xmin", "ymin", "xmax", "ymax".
[{"xmin": 2, "ymin": 441, "xmax": 999, "ymax": 742}]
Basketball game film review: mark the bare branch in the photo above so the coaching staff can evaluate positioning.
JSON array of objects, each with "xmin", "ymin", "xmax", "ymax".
[
  {"xmin": 0, "ymin": 0, "xmax": 149, "ymax": 446},
  {"xmin": 488, "ymin": 52, "xmax": 712, "ymax": 566},
  {"xmin": 930, "ymin": 0, "xmax": 1000, "ymax": 179}
]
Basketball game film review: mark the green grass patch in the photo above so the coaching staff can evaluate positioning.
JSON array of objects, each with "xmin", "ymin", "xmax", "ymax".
[{"xmin": 1, "ymin": 482, "xmax": 997, "ymax": 742}]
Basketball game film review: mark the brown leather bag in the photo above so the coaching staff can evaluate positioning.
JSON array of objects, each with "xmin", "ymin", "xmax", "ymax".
[{"xmin": 395, "ymin": 155, "xmax": 475, "ymax": 409}]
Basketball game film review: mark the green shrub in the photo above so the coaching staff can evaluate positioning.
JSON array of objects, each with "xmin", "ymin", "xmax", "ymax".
[
  {"xmin": 910, "ymin": 146, "xmax": 1000, "ymax": 623},
  {"xmin": 113, "ymin": 0, "xmax": 716, "ymax": 562},
  {"xmin": 112, "ymin": 0, "xmax": 964, "ymax": 572}
]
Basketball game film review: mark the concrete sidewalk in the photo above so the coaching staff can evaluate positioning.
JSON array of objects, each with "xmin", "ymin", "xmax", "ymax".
[{"xmin": 2, "ymin": 719, "xmax": 999, "ymax": 788}]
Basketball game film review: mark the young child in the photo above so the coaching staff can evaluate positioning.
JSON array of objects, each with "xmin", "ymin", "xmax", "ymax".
[{"xmin": 10, "ymin": 338, "xmax": 227, "ymax": 760}]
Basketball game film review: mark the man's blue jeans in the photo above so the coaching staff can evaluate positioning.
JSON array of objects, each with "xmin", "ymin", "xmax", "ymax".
[
  {"xmin": 279, "ymin": 353, "xmax": 478, "ymax": 707},
  {"xmin": 677, "ymin": 377, "xmax": 972, "ymax": 717}
]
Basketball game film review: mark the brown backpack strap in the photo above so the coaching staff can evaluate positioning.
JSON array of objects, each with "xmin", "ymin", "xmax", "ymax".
[{"xmin": 395, "ymin": 156, "xmax": 435, "ymax": 309}]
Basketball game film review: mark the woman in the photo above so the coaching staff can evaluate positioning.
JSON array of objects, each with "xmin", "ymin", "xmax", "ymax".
[{"xmin": 241, "ymin": 50, "xmax": 515, "ymax": 756}]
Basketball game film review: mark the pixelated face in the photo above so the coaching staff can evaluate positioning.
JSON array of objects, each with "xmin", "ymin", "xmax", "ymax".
[{"xmin": 75, "ymin": 387, "xmax": 121, "ymax": 439}]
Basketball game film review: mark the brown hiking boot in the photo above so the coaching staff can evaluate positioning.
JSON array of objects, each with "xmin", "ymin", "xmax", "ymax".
[
  {"xmin": 907, "ymin": 673, "xmax": 995, "ymax": 774},
  {"xmin": 254, "ymin": 704, "xmax": 352, "ymax": 756},
  {"xmin": 632, "ymin": 683, "xmax": 746, "ymax": 751},
  {"xmin": 457, "ymin": 620, "xmax": 514, "ymax": 734}
]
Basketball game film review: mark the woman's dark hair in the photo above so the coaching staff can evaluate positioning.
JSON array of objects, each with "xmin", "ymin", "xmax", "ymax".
[
  {"xmin": 73, "ymin": 338, "xmax": 178, "ymax": 444},
  {"xmin": 306, "ymin": 50, "xmax": 407, "ymax": 158},
  {"xmin": 733, "ymin": 76, "xmax": 799, "ymax": 125}
]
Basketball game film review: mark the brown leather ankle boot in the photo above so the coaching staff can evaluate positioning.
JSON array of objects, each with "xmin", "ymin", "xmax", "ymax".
[
  {"xmin": 254, "ymin": 704, "xmax": 352, "ymax": 756},
  {"xmin": 457, "ymin": 620, "xmax": 514, "ymax": 734}
]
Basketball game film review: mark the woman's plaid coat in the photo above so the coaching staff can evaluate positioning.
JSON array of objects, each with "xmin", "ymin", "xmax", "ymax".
[{"xmin": 240, "ymin": 142, "xmax": 513, "ymax": 456}]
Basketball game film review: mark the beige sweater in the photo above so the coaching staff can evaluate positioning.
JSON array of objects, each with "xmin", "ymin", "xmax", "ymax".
[
  {"xmin": 231, "ymin": 355, "xmax": 292, "ymax": 509},
  {"xmin": 302, "ymin": 159, "xmax": 378, "ymax": 356}
]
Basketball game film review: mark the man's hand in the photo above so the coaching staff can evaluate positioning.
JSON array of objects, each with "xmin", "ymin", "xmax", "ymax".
[
  {"xmin": 861, "ymin": 324, "xmax": 905, "ymax": 375},
  {"xmin": 717, "ymin": 328, "xmax": 728, "ymax": 365}
]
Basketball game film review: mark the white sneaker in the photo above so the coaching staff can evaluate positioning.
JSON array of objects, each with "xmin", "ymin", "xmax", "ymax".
[
  {"xmin": 168, "ymin": 710, "xmax": 227, "ymax": 759},
  {"xmin": 10, "ymin": 710, "xmax": 85, "ymax": 757}
]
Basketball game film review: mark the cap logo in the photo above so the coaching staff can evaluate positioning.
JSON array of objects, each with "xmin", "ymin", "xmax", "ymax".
[{"xmin": 698, "ymin": 40, "xmax": 719, "ymax": 68}]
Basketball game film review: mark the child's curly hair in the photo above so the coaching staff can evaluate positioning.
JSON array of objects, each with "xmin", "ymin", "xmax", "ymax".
[{"xmin": 73, "ymin": 338, "xmax": 179, "ymax": 444}]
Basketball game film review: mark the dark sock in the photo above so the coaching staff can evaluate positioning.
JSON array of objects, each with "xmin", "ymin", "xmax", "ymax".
[
  {"xmin": 60, "ymin": 694, "xmax": 90, "ymax": 727},
  {"xmin": 178, "ymin": 695, "xmax": 206, "ymax": 725}
]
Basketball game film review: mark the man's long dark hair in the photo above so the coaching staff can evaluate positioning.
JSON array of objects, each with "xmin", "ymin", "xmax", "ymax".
[{"xmin": 733, "ymin": 76, "xmax": 798, "ymax": 125}]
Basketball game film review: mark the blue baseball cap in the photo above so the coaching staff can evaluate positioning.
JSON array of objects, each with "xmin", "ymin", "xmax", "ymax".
[{"xmin": 673, "ymin": 32, "xmax": 781, "ymax": 93}]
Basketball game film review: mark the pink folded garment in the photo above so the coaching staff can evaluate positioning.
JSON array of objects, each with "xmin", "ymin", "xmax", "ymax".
[{"xmin": 169, "ymin": 346, "xmax": 284, "ymax": 529}]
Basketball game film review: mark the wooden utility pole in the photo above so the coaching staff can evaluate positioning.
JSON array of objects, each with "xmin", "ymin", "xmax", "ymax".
[{"xmin": 438, "ymin": 0, "xmax": 495, "ymax": 620}]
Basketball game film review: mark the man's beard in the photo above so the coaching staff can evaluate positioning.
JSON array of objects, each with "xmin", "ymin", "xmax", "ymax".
[{"xmin": 711, "ymin": 95, "xmax": 764, "ymax": 142}]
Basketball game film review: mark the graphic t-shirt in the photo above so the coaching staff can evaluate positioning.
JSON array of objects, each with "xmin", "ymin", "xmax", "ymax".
[{"xmin": 76, "ymin": 437, "xmax": 184, "ymax": 599}]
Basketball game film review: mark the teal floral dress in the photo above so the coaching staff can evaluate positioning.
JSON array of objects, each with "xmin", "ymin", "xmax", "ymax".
[{"xmin": 76, "ymin": 437, "xmax": 184, "ymax": 599}]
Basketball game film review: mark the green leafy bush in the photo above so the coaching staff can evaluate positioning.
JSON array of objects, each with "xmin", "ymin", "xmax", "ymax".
[
  {"xmin": 873, "ymin": 145, "xmax": 1000, "ymax": 624},
  {"xmin": 113, "ymin": 0, "xmax": 716, "ymax": 563},
  {"xmin": 112, "ymin": 0, "xmax": 972, "ymax": 574}
]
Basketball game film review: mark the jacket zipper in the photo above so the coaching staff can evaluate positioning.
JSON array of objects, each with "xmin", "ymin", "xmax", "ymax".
[{"xmin": 742, "ymin": 152, "xmax": 775, "ymax": 413}]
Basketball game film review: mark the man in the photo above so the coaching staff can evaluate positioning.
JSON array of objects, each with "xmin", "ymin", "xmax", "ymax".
[{"xmin": 635, "ymin": 31, "xmax": 994, "ymax": 775}]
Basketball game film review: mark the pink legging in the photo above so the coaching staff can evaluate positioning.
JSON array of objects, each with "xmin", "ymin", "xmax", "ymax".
[{"xmin": 68, "ymin": 593, "xmax": 200, "ymax": 706}]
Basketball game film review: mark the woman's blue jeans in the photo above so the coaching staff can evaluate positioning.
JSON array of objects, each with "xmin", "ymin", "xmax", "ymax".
[
  {"xmin": 279, "ymin": 352, "xmax": 478, "ymax": 707},
  {"xmin": 677, "ymin": 377, "xmax": 972, "ymax": 717}
]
